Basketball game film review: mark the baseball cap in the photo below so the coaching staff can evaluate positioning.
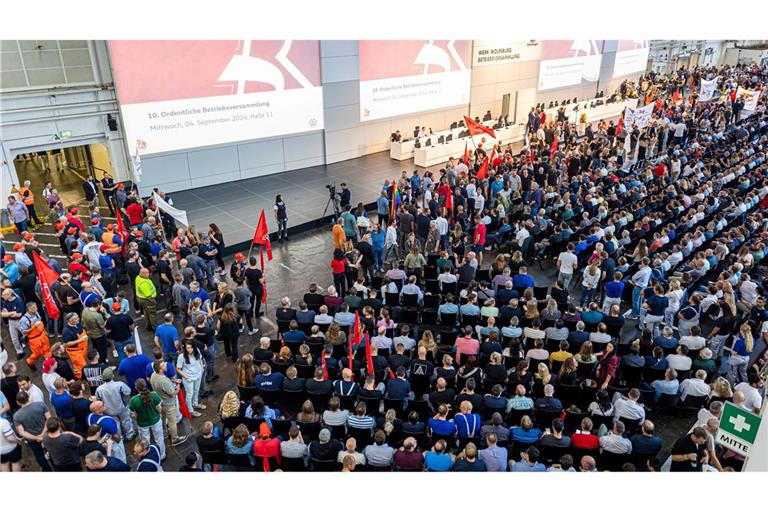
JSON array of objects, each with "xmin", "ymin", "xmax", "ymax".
[
  {"xmin": 106, "ymin": 224, "xmax": 114, "ymax": 231},
  {"xmin": 2, "ymin": 255, "xmax": 13, "ymax": 263},
  {"xmin": 23, "ymin": 233, "xmax": 34, "ymax": 241},
  {"xmin": 234, "ymin": 252, "xmax": 245, "ymax": 261},
  {"xmin": 72, "ymin": 253, "xmax": 83, "ymax": 260},
  {"xmin": 91, "ymin": 218, "xmax": 100, "ymax": 225},
  {"xmin": 70, "ymin": 208, "xmax": 78, "ymax": 215},
  {"xmin": 259, "ymin": 422, "xmax": 272, "ymax": 439},
  {"xmin": 67, "ymin": 227, "xmax": 77, "ymax": 234},
  {"xmin": 133, "ymin": 230, "xmax": 144, "ymax": 238},
  {"xmin": 99, "ymin": 244, "xmax": 108, "ymax": 252},
  {"xmin": 318, "ymin": 429, "xmax": 331, "ymax": 442},
  {"xmin": 102, "ymin": 367, "xmax": 114, "ymax": 380},
  {"xmin": 111, "ymin": 302, "xmax": 122, "ymax": 312},
  {"xmin": 13, "ymin": 243, "xmax": 22, "ymax": 251},
  {"xmin": 42, "ymin": 357, "xmax": 56, "ymax": 373}
]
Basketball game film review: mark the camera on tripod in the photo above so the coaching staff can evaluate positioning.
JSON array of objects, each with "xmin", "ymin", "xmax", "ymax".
[
  {"xmin": 323, "ymin": 181, "xmax": 342, "ymax": 221},
  {"xmin": 325, "ymin": 183, "xmax": 337, "ymax": 196}
]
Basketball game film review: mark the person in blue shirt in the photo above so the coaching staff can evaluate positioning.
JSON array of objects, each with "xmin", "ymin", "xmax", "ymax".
[
  {"xmin": 641, "ymin": 284, "xmax": 669, "ymax": 338},
  {"xmin": 117, "ymin": 343, "xmax": 153, "ymax": 393},
  {"xmin": 1, "ymin": 288, "xmax": 25, "ymax": 356},
  {"xmin": 428, "ymin": 404, "xmax": 457, "ymax": 438},
  {"xmin": 385, "ymin": 367, "xmax": 412, "ymax": 405},
  {"xmin": 146, "ymin": 349, "xmax": 178, "ymax": 381},
  {"xmin": 510, "ymin": 446, "xmax": 547, "ymax": 472},
  {"xmin": 254, "ymin": 363, "xmax": 284, "ymax": 391},
  {"xmin": 1, "ymin": 257, "xmax": 20, "ymax": 284},
  {"xmin": 602, "ymin": 272, "xmax": 625, "ymax": 314},
  {"xmin": 512, "ymin": 267, "xmax": 534, "ymax": 290},
  {"xmin": 651, "ymin": 368, "xmax": 679, "ymax": 402},
  {"xmin": 88, "ymin": 400, "xmax": 127, "ymax": 463},
  {"xmin": 424, "ymin": 439, "xmax": 453, "ymax": 472},
  {"xmin": 654, "ymin": 327, "xmax": 679, "ymax": 350},
  {"xmin": 630, "ymin": 420, "xmax": 663, "ymax": 459},
  {"xmin": 454, "ymin": 401, "xmax": 482, "ymax": 440},
  {"xmin": 510, "ymin": 415, "xmax": 542, "ymax": 444},
  {"xmin": 282, "ymin": 320, "xmax": 307, "ymax": 349},
  {"xmin": 370, "ymin": 224, "xmax": 386, "ymax": 273},
  {"xmin": 189, "ymin": 282, "xmax": 209, "ymax": 305},
  {"xmin": 438, "ymin": 294, "xmax": 459, "ymax": 317},
  {"xmin": 154, "ymin": 313, "xmax": 180, "ymax": 362}
]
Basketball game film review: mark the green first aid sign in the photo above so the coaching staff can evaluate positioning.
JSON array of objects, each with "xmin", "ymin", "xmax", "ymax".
[{"xmin": 716, "ymin": 401, "xmax": 761, "ymax": 456}]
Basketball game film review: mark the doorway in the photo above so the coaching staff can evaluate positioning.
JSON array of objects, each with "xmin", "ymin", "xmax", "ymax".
[{"xmin": 12, "ymin": 142, "xmax": 114, "ymax": 217}]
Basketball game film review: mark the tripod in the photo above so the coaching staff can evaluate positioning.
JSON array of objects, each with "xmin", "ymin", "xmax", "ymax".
[{"xmin": 322, "ymin": 190, "xmax": 341, "ymax": 223}]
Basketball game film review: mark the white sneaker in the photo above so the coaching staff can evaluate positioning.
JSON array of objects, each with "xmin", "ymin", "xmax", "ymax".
[
  {"xmin": 194, "ymin": 403, "xmax": 207, "ymax": 410},
  {"xmin": 249, "ymin": 329, "xmax": 259, "ymax": 335},
  {"xmin": 112, "ymin": 349, "xmax": 119, "ymax": 358},
  {"xmin": 191, "ymin": 411, "xmax": 202, "ymax": 417}
]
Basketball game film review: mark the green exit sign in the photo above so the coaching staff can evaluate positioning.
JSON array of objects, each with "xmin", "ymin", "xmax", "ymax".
[{"xmin": 58, "ymin": 130, "xmax": 72, "ymax": 138}]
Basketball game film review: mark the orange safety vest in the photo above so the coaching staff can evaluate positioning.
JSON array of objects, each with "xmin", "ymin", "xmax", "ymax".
[
  {"xmin": 19, "ymin": 187, "xmax": 35, "ymax": 206},
  {"xmin": 66, "ymin": 330, "xmax": 89, "ymax": 378},
  {"xmin": 102, "ymin": 231, "xmax": 121, "ymax": 255},
  {"xmin": 26, "ymin": 318, "xmax": 48, "ymax": 341}
]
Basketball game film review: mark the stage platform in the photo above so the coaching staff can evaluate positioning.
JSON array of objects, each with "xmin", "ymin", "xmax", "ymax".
[{"xmin": 170, "ymin": 150, "xmax": 444, "ymax": 254}]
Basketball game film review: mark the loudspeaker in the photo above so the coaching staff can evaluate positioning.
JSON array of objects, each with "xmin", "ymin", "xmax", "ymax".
[{"xmin": 107, "ymin": 114, "xmax": 118, "ymax": 132}]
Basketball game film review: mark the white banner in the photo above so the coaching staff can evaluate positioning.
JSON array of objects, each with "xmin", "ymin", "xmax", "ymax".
[
  {"xmin": 152, "ymin": 192, "xmax": 189, "ymax": 227},
  {"xmin": 538, "ymin": 54, "xmax": 601, "ymax": 91},
  {"xmin": 699, "ymin": 78, "xmax": 718, "ymax": 102},
  {"xmin": 133, "ymin": 326, "xmax": 142, "ymax": 355},
  {"xmin": 623, "ymin": 102, "xmax": 654, "ymax": 130},
  {"xmin": 613, "ymin": 46, "xmax": 650, "ymax": 77},
  {"xmin": 737, "ymin": 86, "xmax": 762, "ymax": 111}
]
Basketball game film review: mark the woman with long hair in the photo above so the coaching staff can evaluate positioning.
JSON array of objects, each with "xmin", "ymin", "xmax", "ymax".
[
  {"xmin": 456, "ymin": 356, "xmax": 483, "ymax": 391},
  {"xmin": 226, "ymin": 423, "xmax": 253, "ymax": 455},
  {"xmin": 435, "ymin": 354, "xmax": 456, "ymax": 383},
  {"xmin": 507, "ymin": 360, "xmax": 531, "ymax": 392},
  {"xmin": 217, "ymin": 303, "xmax": 241, "ymax": 363},
  {"xmin": 556, "ymin": 357, "xmax": 578, "ymax": 386},
  {"xmin": 418, "ymin": 330, "xmax": 437, "ymax": 361},
  {"xmin": 595, "ymin": 342, "xmax": 619, "ymax": 390},
  {"xmin": 177, "ymin": 340, "xmax": 206, "ymax": 416},
  {"xmin": 245, "ymin": 396, "xmax": 278, "ymax": 426},
  {"xmin": 219, "ymin": 390, "xmax": 242, "ymax": 419},
  {"xmin": 129, "ymin": 378, "xmax": 165, "ymax": 459},
  {"xmin": 236, "ymin": 354, "xmax": 257, "ymax": 387},
  {"xmin": 208, "ymin": 223, "xmax": 226, "ymax": 274},
  {"xmin": 330, "ymin": 249, "xmax": 348, "ymax": 297},
  {"xmin": 296, "ymin": 400, "xmax": 320, "ymax": 424},
  {"xmin": 726, "ymin": 323, "xmax": 754, "ymax": 385},
  {"xmin": 326, "ymin": 323, "xmax": 347, "ymax": 347}
]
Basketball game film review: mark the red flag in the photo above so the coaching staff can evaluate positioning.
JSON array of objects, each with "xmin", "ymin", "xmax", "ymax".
[
  {"xmin": 32, "ymin": 252, "xmax": 60, "ymax": 320},
  {"xmin": 489, "ymin": 148, "xmax": 496, "ymax": 168},
  {"xmin": 616, "ymin": 116, "xmax": 624, "ymax": 138},
  {"xmin": 672, "ymin": 89, "xmax": 681, "ymax": 104},
  {"xmin": 114, "ymin": 210, "xmax": 129, "ymax": 256},
  {"xmin": 529, "ymin": 149, "xmax": 535, "ymax": 165},
  {"xmin": 463, "ymin": 115, "xmax": 496, "ymax": 139},
  {"xmin": 550, "ymin": 137, "xmax": 559, "ymax": 157},
  {"xmin": 177, "ymin": 387, "xmax": 192, "ymax": 419},
  {"xmin": 252, "ymin": 210, "xmax": 272, "ymax": 261},
  {"xmin": 462, "ymin": 142, "xmax": 469, "ymax": 167},
  {"xmin": 321, "ymin": 352, "xmax": 329, "ymax": 380},
  {"xmin": 364, "ymin": 332, "xmax": 374, "ymax": 376},
  {"xmin": 445, "ymin": 188, "xmax": 453, "ymax": 215},
  {"xmin": 476, "ymin": 157, "xmax": 489, "ymax": 180}
]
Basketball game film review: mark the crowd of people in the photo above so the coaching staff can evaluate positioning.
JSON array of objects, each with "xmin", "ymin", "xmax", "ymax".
[{"xmin": 1, "ymin": 62, "xmax": 767, "ymax": 472}]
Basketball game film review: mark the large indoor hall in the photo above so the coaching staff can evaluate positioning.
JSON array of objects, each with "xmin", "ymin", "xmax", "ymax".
[{"xmin": 1, "ymin": 3, "xmax": 767, "ymax": 510}]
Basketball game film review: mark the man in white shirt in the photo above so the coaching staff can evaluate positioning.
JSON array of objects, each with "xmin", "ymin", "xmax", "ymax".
[
  {"xmin": 18, "ymin": 376, "xmax": 45, "ymax": 403},
  {"xmin": 371, "ymin": 327, "xmax": 393, "ymax": 351},
  {"xmin": 679, "ymin": 370, "xmax": 710, "ymax": 401},
  {"xmin": 734, "ymin": 374, "xmax": 764, "ymax": 415},
  {"xmin": 599, "ymin": 421, "xmax": 633, "ymax": 455},
  {"xmin": 679, "ymin": 326, "xmax": 706, "ymax": 351},
  {"xmin": 612, "ymin": 388, "xmax": 645, "ymax": 422},
  {"xmin": 739, "ymin": 277, "xmax": 759, "ymax": 312},
  {"xmin": 666, "ymin": 345, "xmax": 693, "ymax": 372},
  {"xmin": 556, "ymin": 244, "xmax": 578, "ymax": 289},
  {"xmin": 514, "ymin": 222, "xmax": 530, "ymax": 250},
  {"xmin": 628, "ymin": 258, "xmax": 651, "ymax": 319}
]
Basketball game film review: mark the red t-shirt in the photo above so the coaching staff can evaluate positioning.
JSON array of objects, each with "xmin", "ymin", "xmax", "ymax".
[
  {"xmin": 474, "ymin": 223, "xmax": 487, "ymax": 245},
  {"xmin": 126, "ymin": 203, "xmax": 144, "ymax": 225},
  {"xmin": 331, "ymin": 258, "xmax": 346, "ymax": 274},
  {"xmin": 437, "ymin": 184, "xmax": 451, "ymax": 201}
]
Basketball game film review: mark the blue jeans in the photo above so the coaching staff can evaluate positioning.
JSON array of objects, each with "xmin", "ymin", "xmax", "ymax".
[
  {"xmin": 203, "ymin": 259, "xmax": 216, "ymax": 289},
  {"xmin": 373, "ymin": 246, "xmax": 384, "ymax": 271},
  {"xmin": 580, "ymin": 286, "xmax": 595, "ymax": 308},
  {"xmin": 14, "ymin": 219, "xmax": 29, "ymax": 233},
  {"xmin": 205, "ymin": 343, "xmax": 217, "ymax": 382},
  {"xmin": 631, "ymin": 286, "xmax": 643, "ymax": 316},
  {"xmin": 115, "ymin": 336, "xmax": 133, "ymax": 363},
  {"xmin": 277, "ymin": 218, "xmax": 288, "ymax": 240}
]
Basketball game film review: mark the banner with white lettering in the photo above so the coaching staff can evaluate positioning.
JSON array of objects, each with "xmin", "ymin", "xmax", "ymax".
[
  {"xmin": 623, "ymin": 102, "xmax": 654, "ymax": 129},
  {"xmin": 737, "ymin": 86, "xmax": 762, "ymax": 111},
  {"xmin": 699, "ymin": 78, "xmax": 718, "ymax": 102}
]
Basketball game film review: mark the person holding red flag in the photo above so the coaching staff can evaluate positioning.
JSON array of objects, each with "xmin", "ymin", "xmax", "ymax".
[
  {"xmin": 250, "ymin": 209, "xmax": 272, "ymax": 310},
  {"xmin": 476, "ymin": 156, "xmax": 489, "ymax": 180},
  {"xmin": 25, "ymin": 252, "xmax": 59, "ymax": 369}
]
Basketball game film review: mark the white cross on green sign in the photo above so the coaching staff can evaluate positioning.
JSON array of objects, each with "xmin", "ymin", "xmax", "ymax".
[{"xmin": 715, "ymin": 401, "xmax": 761, "ymax": 456}]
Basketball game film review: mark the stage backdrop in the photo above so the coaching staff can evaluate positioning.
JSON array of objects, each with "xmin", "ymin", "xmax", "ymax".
[
  {"xmin": 358, "ymin": 40, "xmax": 472, "ymax": 122},
  {"xmin": 612, "ymin": 40, "xmax": 650, "ymax": 77},
  {"xmin": 108, "ymin": 40, "xmax": 324, "ymax": 155},
  {"xmin": 537, "ymin": 40, "xmax": 604, "ymax": 91}
]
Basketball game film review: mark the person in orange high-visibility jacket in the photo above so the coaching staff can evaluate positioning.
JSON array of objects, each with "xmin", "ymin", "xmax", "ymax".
[
  {"xmin": 18, "ymin": 180, "xmax": 41, "ymax": 225},
  {"xmin": 102, "ymin": 224, "xmax": 123, "ymax": 255},
  {"xmin": 19, "ymin": 302, "xmax": 52, "ymax": 370},
  {"xmin": 62, "ymin": 312, "xmax": 89, "ymax": 378}
]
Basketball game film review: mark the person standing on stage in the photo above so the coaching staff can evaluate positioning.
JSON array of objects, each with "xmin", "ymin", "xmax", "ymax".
[{"xmin": 274, "ymin": 194, "xmax": 289, "ymax": 243}]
